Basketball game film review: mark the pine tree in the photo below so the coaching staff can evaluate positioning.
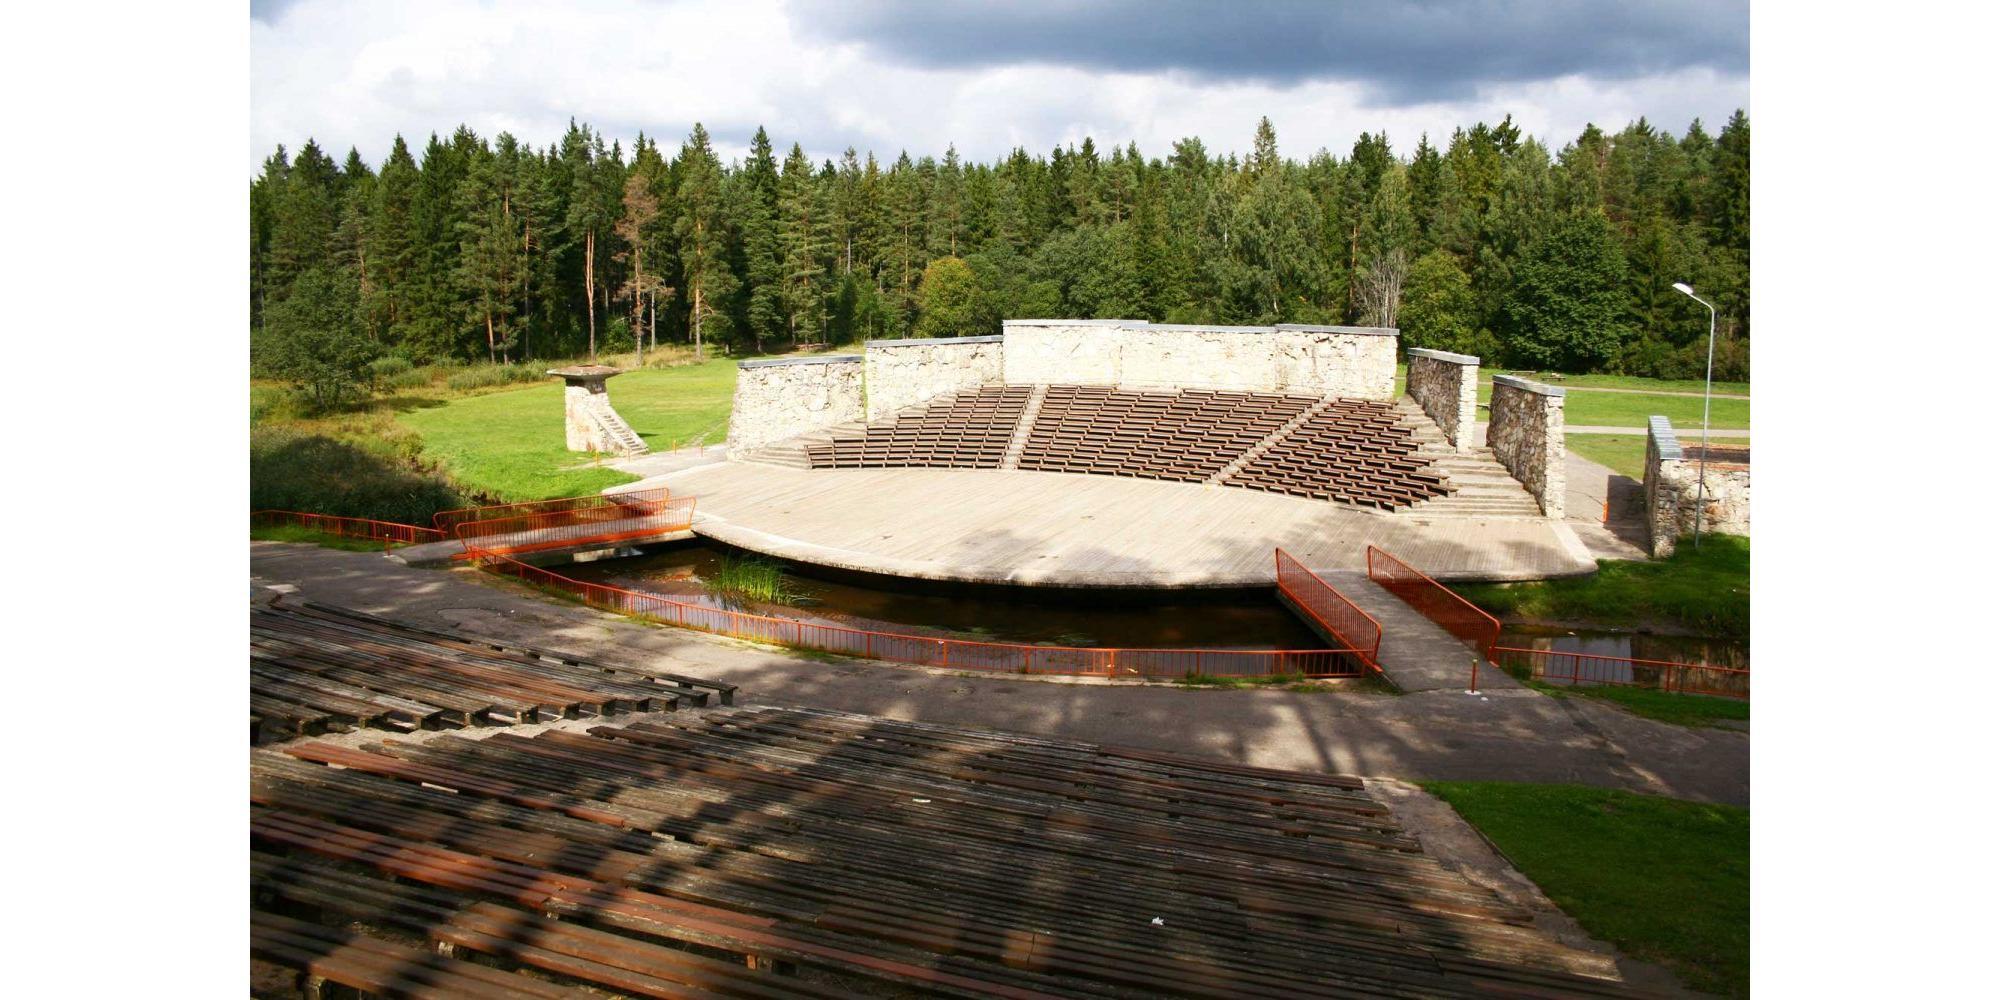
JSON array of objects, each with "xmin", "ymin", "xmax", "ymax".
[{"xmin": 674, "ymin": 124, "xmax": 737, "ymax": 359}]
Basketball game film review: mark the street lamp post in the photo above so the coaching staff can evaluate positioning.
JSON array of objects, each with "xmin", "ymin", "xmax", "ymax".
[{"xmin": 1671, "ymin": 282, "xmax": 1718, "ymax": 550}]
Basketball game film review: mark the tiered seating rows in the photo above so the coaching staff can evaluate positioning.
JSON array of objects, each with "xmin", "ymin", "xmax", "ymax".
[
  {"xmin": 1017, "ymin": 385, "xmax": 1317, "ymax": 483},
  {"xmin": 250, "ymin": 600, "xmax": 734, "ymax": 744},
  {"xmin": 251, "ymin": 706, "xmax": 1634, "ymax": 998},
  {"xmin": 1224, "ymin": 399, "xmax": 1453, "ymax": 510},
  {"xmin": 805, "ymin": 385, "xmax": 1032, "ymax": 469}
]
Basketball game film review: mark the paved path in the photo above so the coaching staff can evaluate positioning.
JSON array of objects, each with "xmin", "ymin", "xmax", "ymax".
[
  {"xmin": 1563, "ymin": 450, "xmax": 1652, "ymax": 562},
  {"xmin": 643, "ymin": 462, "xmax": 1596, "ymax": 586},
  {"xmin": 250, "ymin": 542, "xmax": 1747, "ymax": 805},
  {"xmin": 1317, "ymin": 569, "xmax": 1515, "ymax": 693}
]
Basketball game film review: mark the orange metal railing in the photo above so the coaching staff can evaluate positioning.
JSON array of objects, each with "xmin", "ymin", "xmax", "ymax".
[
  {"xmin": 1366, "ymin": 544, "xmax": 1749, "ymax": 698},
  {"xmin": 450, "ymin": 489, "xmax": 694, "ymax": 558},
  {"xmin": 467, "ymin": 547, "xmax": 1365, "ymax": 679},
  {"xmin": 1489, "ymin": 646, "xmax": 1750, "ymax": 700},
  {"xmin": 1274, "ymin": 548, "xmax": 1382, "ymax": 676},
  {"xmin": 251, "ymin": 510, "xmax": 446, "ymax": 548},
  {"xmin": 1365, "ymin": 545, "xmax": 1501, "ymax": 653},
  {"xmin": 432, "ymin": 488, "xmax": 669, "ymax": 534}
]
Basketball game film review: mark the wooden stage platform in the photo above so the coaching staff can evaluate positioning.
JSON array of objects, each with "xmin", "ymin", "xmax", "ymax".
[{"xmin": 644, "ymin": 462, "xmax": 1596, "ymax": 587}]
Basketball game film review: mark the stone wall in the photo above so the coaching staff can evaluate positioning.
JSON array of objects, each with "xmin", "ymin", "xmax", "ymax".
[
  {"xmin": 863, "ymin": 335, "xmax": 1004, "ymax": 421},
  {"xmin": 1000, "ymin": 319, "xmax": 1398, "ymax": 399},
  {"xmin": 1644, "ymin": 415, "xmax": 1751, "ymax": 557},
  {"xmin": 1404, "ymin": 348, "xmax": 1480, "ymax": 451},
  {"xmin": 725, "ymin": 355, "xmax": 864, "ymax": 458},
  {"xmin": 1486, "ymin": 374, "xmax": 1566, "ymax": 518}
]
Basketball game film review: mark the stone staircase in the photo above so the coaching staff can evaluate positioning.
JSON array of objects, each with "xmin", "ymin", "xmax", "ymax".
[
  {"xmin": 738, "ymin": 419, "xmax": 868, "ymax": 468},
  {"xmin": 998, "ymin": 385, "xmax": 1050, "ymax": 470},
  {"xmin": 1392, "ymin": 399, "xmax": 1546, "ymax": 518},
  {"xmin": 583, "ymin": 397, "xmax": 649, "ymax": 456}
]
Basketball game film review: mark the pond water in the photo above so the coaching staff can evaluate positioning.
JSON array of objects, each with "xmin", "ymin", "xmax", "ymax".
[
  {"xmin": 1495, "ymin": 626, "xmax": 1749, "ymax": 695},
  {"xmin": 562, "ymin": 541, "xmax": 1329, "ymax": 650}
]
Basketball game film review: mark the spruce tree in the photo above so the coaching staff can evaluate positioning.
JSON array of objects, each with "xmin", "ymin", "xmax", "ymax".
[{"xmin": 674, "ymin": 124, "xmax": 737, "ymax": 359}]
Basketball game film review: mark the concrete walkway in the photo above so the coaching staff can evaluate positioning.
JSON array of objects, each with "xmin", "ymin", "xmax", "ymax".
[
  {"xmin": 1317, "ymin": 569, "xmax": 1513, "ymax": 693},
  {"xmin": 251, "ymin": 542, "xmax": 1747, "ymax": 805}
]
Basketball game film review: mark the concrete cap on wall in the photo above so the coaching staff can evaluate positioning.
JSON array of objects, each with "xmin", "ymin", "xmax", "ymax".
[
  {"xmin": 1001, "ymin": 318, "xmax": 1142, "ymax": 327},
  {"xmin": 1490, "ymin": 373, "xmax": 1567, "ymax": 397},
  {"xmin": 1407, "ymin": 347, "xmax": 1481, "ymax": 365},
  {"xmin": 1648, "ymin": 415, "xmax": 1683, "ymax": 460},
  {"xmin": 737, "ymin": 354, "xmax": 864, "ymax": 369},
  {"xmin": 1274, "ymin": 323, "xmax": 1399, "ymax": 336},
  {"xmin": 864, "ymin": 335, "xmax": 1003, "ymax": 347}
]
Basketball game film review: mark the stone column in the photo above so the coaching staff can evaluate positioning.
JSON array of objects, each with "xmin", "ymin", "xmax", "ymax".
[
  {"xmin": 1405, "ymin": 348, "xmax": 1480, "ymax": 451},
  {"xmin": 1486, "ymin": 374, "xmax": 1566, "ymax": 518},
  {"xmin": 1645, "ymin": 415, "xmax": 1751, "ymax": 557},
  {"xmin": 547, "ymin": 365, "xmax": 625, "ymax": 452}
]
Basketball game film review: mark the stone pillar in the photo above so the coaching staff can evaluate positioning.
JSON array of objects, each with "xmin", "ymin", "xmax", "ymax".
[
  {"xmin": 547, "ymin": 365, "xmax": 632, "ymax": 453},
  {"xmin": 1486, "ymin": 374, "xmax": 1566, "ymax": 518},
  {"xmin": 726, "ymin": 355, "xmax": 865, "ymax": 459},
  {"xmin": 1405, "ymin": 348, "xmax": 1481, "ymax": 451},
  {"xmin": 1644, "ymin": 415, "xmax": 1752, "ymax": 557},
  {"xmin": 863, "ymin": 335, "xmax": 1005, "ymax": 421}
]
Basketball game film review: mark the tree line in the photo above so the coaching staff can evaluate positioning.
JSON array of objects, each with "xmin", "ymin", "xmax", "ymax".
[{"xmin": 250, "ymin": 112, "xmax": 1749, "ymax": 399}]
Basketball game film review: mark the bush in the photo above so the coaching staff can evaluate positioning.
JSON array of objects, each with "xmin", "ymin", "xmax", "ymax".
[
  {"xmin": 444, "ymin": 362, "xmax": 542, "ymax": 392},
  {"xmin": 251, "ymin": 425, "xmax": 468, "ymax": 526}
]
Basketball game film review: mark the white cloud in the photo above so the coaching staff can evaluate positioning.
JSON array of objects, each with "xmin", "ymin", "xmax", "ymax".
[{"xmin": 250, "ymin": 0, "xmax": 1749, "ymax": 174}]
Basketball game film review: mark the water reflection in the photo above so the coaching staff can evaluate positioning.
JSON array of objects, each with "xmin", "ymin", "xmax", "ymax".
[{"xmin": 563, "ymin": 541, "xmax": 1329, "ymax": 650}]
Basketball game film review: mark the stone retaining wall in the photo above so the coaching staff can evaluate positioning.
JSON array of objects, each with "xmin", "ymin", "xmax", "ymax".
[
  {"xmin": 726, "ymin": 355, "xmax": 864, "ymax": 458},
  {"xmin": 1001, "ymin": 319, "xmax": 1398, "ymax": 399},
  {"xmin": 1486, "ymin": 375, "xmax": 1566, "ymax": 518},
  {"xmin": 1644, "ymin": 415, "xmax": 1751, "ymax": 557},
  {"xmin": 1405, "ymin": 348, "xmax": 1480, "ymax": 452},
  {"xmin": 863, "ymin": 336, "xmax": 1004, "ymax": 421}
]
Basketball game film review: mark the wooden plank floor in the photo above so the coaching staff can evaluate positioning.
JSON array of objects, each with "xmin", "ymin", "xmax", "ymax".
[
  {"xmin": 252, "ymin": 706, "xmax": 1643, "ymax": 998},
  {"xmin": 655, "ymin": 463, "xmax": 1596, "ymax": 587}
]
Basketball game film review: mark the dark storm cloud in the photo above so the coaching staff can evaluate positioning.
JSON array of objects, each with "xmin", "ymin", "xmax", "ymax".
[{"xmin": 788, "ymin": 0, "xmax": 1747, "ymax": 103}]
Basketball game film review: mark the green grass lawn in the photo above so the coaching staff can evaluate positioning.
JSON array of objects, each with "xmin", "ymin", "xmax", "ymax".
[
  {"xmin": 1523, "ymin": 678, "xmax": 1749, "ymax": 727},
  {"xmin": 249, "ymin": 523, "xmax": 403, "ymax": 552},
  {"xmin": 1422, "ymin": 783, "xmax": 1749, "ymax": 997},
  {"xmin": 1455, "ymin": 535, "xmax": 1749, "ymax": 638},
  {"xmin": 1394, "ymin": 366, "xmax": 1749, "ymax": 429},
  {"xmin": 397, "ymin": 358, "xmax": 737, "ymax": 502}
]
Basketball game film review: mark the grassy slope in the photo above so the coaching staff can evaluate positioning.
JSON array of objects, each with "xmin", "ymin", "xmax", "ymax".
[
  {"xmin": 1423, "ymin": 783, "xmax": 1749, "ymax": 998},
  {"xmin": 1455, "ymin": 535, "xmax": 1749, "ymax": 638},
  {"xmin": 397, "ymin": 358, "xmax": 737, "ymax": 502},
  {"xmin": 1524, "ymin": 678, "xmax": 1749, "ymax": 727}
]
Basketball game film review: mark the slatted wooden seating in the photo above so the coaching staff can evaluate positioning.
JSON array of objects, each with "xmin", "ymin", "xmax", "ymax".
[
  {"xmin": 806, "ymin": 385, "xmax": 1033, "ymax": 470},
  {"xmin": 1017, "ymin": 385, "xmax": 1318, "ymax": 485},
  {"xmin": 1224, "ymin": 399, "xmax": 1454, "ymax": 510},
  {"xmin": 249, "ymin": 599, "xmax": 735, "ymax": 744},
  {"xmin": 250, "ymin": 706, "xmax": 1641, "ymax": 998}
]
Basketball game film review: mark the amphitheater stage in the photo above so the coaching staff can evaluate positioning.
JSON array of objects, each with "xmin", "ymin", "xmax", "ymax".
[{"xmin": 644, "ymin": 461, "xmax": 1597, "ymax": 588}]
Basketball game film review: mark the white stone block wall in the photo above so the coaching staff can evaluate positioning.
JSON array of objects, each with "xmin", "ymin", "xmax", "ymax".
[
  {"xmin": 999, "ymin": 319, "xmax": 1136, "ymax": 386},
  {"xmin": 1486, "ymin": 375, "xmax": 1567, "ymax": 518},
  {"xmin": 725, "ymin": 355, "xmax": 865, "ymax": 458},
  {"xmin": 863, "ymin": 336, "xmax": 1004, "ymax": 421},
  {"xmin": 1644, "ymin": 416, "xmax": 1751, "ymax": 557},
  {"xmin": 999, "ymin": 320, "xmax": 1398, "ymax": 398},
  {"xmin": 1404, "ymin": 348, "xmax": 1480, "ymax": 451}
]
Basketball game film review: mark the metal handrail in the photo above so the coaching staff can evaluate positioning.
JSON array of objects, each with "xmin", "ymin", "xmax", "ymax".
[
  {"xmin": 251, "ymin": 510, "xmax": 446, "ymax": 548},
  {"xmin": 468, "ymin": 547, "xmax": 1366, "ymax": 679},
  {"xmin": 1274, "ymin": 548, "xmax": 1383, "ymax": 674}
]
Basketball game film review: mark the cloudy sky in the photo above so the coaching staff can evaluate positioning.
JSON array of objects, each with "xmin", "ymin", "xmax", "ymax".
[{"xmin": 249, "ymin": 0, "xmax": 1748, "ymax": 175}]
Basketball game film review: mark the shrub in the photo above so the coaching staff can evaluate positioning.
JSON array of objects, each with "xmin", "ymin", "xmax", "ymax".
[
  {"xmin": 250, "ymin": 425, "xmax": 468, "ymax": 526},
  {"xmin": 444, "ymin": 362, "xmax": 543, "ymax": 392}
]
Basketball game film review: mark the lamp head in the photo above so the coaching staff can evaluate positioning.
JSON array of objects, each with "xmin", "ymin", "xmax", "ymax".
[{"xmin": 1672, "ymin": 282, "xmax": 1695, "ymax": 296}]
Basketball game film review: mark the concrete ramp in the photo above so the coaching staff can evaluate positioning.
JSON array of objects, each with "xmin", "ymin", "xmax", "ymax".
[{"xmin": 1312, "ymin": 569, "xmax": 1518, "ymax": 693}]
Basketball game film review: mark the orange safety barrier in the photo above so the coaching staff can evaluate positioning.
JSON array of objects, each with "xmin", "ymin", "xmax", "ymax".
[
  {"xmin": 251, "ymin": 510, "xmax": 445, "ymax": 548},
  {"xmin": 1274, "ymin": 548, "xmax": 1383, "ymax": 675},
  {"xmin": 467, "ymin": 547, "xmax": 1366, "ymax": 679},
  {"xmin": 1490, "ymin": 646, "xmax": 1750, "ymax": 700},
  {"xmin": 431, "ymin": 488, "xmax": 669, "ymax": 533},
  {"xmin": 450, "ymin": 489, "xmax": 694, "ymax": 558},
  {"xmin": 1365, "ymin": 545, "xmax": 1501, "ymax": 652}
]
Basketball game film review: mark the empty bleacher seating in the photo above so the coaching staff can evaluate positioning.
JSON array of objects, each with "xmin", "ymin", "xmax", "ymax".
[
  {"xmin": 1017, "ymin": 385, "xmax": 1317, "ymax": 483},
  {"xmin": 805, "ymin": 385, "xmax": 1032, "ymax": 469},
  {"xmin": 1224, "ymin": 399, "xmax": 1453, "ymax": 510}
]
